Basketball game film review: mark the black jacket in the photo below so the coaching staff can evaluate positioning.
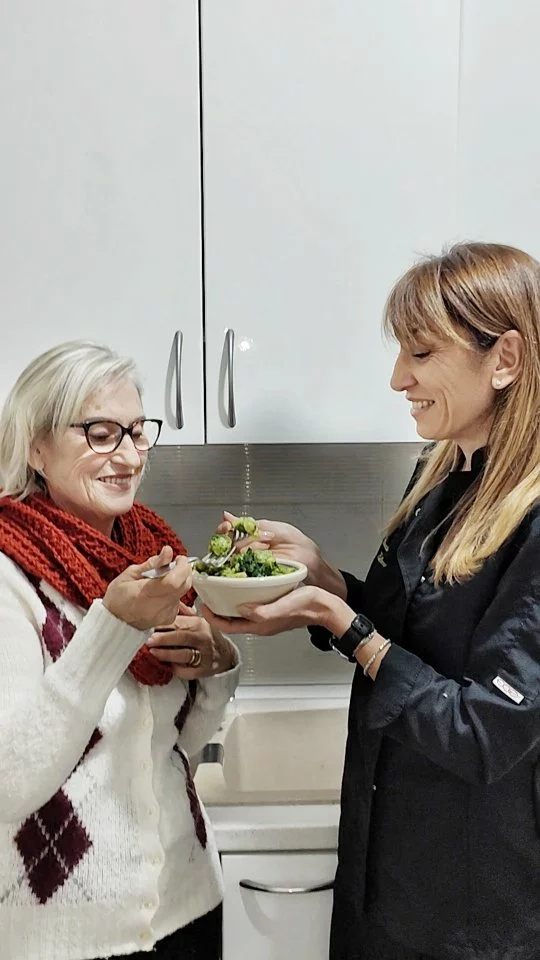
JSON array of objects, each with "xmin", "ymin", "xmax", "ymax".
[{"xmin": 316, "ymin": 454, "xmax": 540, "ymax": 960}]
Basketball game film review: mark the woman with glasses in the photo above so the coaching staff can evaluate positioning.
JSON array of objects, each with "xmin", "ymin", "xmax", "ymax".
[{"xmin": 0, "ymin": 340, "xmax": 239, "ymax": 960}]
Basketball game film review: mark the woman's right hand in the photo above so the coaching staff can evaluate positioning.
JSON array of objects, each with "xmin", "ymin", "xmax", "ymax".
[
  {"xmin": 103, "ymin": 546, "xmax": 193, "ymax": 631},
  {"xmin": 218, "ymin": 512, "xmax": 347, "ymax": 598}
]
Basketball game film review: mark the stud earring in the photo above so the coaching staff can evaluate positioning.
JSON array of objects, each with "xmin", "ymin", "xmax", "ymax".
[{"xmin": 493, "ymin": 379, "xmax": 503, "ymax": 389}]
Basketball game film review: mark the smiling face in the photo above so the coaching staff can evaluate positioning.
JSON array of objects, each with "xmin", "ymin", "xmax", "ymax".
[
  {"xmin": 390, "ymin": 337, "xmax": 498, "ymax": 461},
  {"xmin": 384, "ymin": 245, "xmax": 532, "ymax": 467},
  {"xmin": 31, "ymin": 378, "xmax": 147, "ymax": 536}
]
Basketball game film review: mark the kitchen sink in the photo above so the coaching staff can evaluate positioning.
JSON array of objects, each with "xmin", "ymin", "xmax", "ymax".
[{"xmin": 195, "ymin": 699, "xmax": 348, "ymax": 805}]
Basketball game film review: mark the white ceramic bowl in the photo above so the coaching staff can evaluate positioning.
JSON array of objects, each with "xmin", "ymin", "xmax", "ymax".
[{"xmin": 192, "ymin": 559, "xmax": 308, "ymax": 618}]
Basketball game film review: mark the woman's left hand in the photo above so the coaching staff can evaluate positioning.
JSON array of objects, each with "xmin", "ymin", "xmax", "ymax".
[
  {"xmin": 201, "ymin": 585, "xmax": 352, "ymax": 638},
  {"xmin": 147, "ymin": 601, "xmax": 237, "ymax": 678}
]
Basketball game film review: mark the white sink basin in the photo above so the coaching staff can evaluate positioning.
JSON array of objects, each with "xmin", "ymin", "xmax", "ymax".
[{"xmin": 195, "ymin": 699, "xmax": 348, "ymax": 805}]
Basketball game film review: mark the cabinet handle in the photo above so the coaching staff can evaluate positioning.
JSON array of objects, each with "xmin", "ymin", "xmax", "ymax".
[
  {"xmin": 225, "ymin": 328, "xmax": 236, "ymax": 428},
  {"xmin": 174, "ymin": 330, "xmax": 184, "ymax": 429},
  {"xmin": 239, "ymin": 879, "xmax": 334, "ymax": 895}
]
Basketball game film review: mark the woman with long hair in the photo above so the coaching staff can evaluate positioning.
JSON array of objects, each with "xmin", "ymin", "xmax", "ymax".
[{"xmin": 204, "ymin": 243, "xmax": 540, "ymax": 960}]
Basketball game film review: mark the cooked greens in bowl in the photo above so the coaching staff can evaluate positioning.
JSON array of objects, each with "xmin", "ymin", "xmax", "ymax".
[
  {"xmin": 192, "ymin": 517, "xmax": 307, "ymax": 617},
  {"xmin": 195, "ymin": 547, "xmax": 295, "ymax": 578}
]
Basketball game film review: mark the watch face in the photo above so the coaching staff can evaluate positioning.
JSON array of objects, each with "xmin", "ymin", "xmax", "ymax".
[{"xmin": 350, "ymin": 614, "xmax": 373, "ymax": 639}]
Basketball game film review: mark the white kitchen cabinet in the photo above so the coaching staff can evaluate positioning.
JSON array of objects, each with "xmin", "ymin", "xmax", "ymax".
[
  {"xmin": 201, "ymin": 0, "xmax": 460, "ymax": 442},
  {"xmin": 0, "ymin": 1, "xmax": 204, "ymax": 444},
  {"xmin": 0, "ymin": 1, "xmax": 463, "ymax": 447},
  {"xmin": 222, "ymin": 851, "xmax": 337, "ymax": 960},
  {"xmin": 459, "ymin": 1, "xmax": 540, "ymax": 258}
]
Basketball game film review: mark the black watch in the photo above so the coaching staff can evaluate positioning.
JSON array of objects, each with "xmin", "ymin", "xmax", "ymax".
[{"xmin": 329, "ymin": 613, "xmax": 375, "ymax": 662}]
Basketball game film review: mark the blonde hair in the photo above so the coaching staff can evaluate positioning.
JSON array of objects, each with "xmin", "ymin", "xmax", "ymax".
[
  {"xmin": 0, "ymin": 340, "xmax": 142, "ymax": 500},
  {"xmin": 384, "ymin": 242, "xmax": 540, "ymax": 583}
]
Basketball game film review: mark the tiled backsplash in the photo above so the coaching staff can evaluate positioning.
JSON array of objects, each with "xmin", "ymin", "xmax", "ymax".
[{"xmin": 139, "ymin": 442, "xmax": 422, "ymax": 685}]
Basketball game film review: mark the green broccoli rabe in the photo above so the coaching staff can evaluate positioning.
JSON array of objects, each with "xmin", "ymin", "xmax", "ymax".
[
  {"xmin": 233, "ymin": 548, "xmax": 270, "ymax": 578},
  {"xmin": 205, "ymin": 518, "xmax": 257, "ymax": 561},
  {"xmin": 208, "ymin": 533, "xmax": 233, "ymax": 557},
  {"xmin": 233, "ymin": 516, "xmax": 258, "ymax": 536},
  {"xmin": 197, "ymin": 547, "xmax": 294, "ymax": 578},
  {"xmin": 195, "ymin": 516, "xmax": 294, "ymax": 577}
]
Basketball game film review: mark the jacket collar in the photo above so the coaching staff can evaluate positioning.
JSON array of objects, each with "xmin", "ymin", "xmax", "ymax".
[
  {"xmin": 453, "ymin": 445, "xmax": 486, "ymax": 477},
  {"xmin": 396, "ymin": 446, "xmax": 485, "ymax": 599}
]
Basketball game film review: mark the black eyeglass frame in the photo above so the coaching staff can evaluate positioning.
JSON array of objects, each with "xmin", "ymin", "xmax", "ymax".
[{"xmin": 69, "ymin": 418, "xmax": 163, "ymax": 453}]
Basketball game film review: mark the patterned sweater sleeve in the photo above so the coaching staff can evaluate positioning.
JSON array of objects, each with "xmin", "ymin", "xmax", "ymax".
[
  {"xmin": 175, "ymin": 643, "xmax": 241, "ymax": 758},
  {"xmin": 0, "ymin": 555, "xmax": 150, "ymax": 823}
]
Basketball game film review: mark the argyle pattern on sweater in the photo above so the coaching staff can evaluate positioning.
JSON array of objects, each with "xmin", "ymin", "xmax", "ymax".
[
  {"xmin": 13, "ymin": 584, "xmax": 102, "ymax": 904},
  {"xmin": 174, "ymin": 681, "xmax": 207, "ymax": 850},
  {"xmin": 11, "ymin": 582, "xmax": 205, "ymax": 905}
]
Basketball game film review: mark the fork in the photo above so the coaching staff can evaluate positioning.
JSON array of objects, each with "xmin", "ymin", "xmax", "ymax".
[
  {"xmin": 202, "ymin": 526, "xmax": 251, "ymax": 570},
  {"xmin": 141, "ymin": 528, "xmax": 251, "ymax": 579}
]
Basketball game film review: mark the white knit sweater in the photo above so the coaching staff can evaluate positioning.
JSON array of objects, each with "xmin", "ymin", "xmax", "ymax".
[{"xmin": 0, "ymin": 552, "xmax": 240, "ymax": 959}]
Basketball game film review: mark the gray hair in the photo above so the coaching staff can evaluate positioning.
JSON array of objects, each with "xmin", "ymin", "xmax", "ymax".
[{"xmin": 0, "ymin": 340, "xmax": 143, "ymax": 500}]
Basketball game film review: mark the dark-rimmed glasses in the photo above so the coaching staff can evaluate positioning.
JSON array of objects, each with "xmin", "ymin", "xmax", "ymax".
[{"xmin": 70, "ymin": 418, "xmax": 162, "ymax": 453}]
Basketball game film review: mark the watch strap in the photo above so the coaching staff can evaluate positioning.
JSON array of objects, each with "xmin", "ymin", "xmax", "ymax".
[{"xmin": 329, "ymin": 613, "xmax": 375, "ymax": 662}]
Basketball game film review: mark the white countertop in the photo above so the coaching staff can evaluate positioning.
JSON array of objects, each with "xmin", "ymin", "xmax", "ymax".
[{"xmin": 206, "ymin": 802, "xmax": 340, "ymax": 852}]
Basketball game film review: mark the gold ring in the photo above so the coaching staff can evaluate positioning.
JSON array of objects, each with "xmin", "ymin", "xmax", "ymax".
[{"xmin": 188, "ymin": 648, "xmax": 202, "ymax": 668}]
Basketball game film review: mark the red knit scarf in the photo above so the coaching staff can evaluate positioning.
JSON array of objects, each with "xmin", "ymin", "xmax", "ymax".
[{"xmin": 0, "ymin": 493, "xmax": 195, "ymax": 685}]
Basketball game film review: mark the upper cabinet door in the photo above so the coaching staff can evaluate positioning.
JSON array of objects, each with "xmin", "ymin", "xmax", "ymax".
[
  {"xmin": 459, "ymin": 0, "xmax": 540, "ymax": 256},
  {"xmin": 0, "ymin": 1, "xmax": 204, "ymax": 444},
  {"xmin": 202, "ymin": 1, "xmax": 460, "ymax": 443}
]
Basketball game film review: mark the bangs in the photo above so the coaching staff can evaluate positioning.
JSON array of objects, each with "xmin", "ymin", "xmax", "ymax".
[{"xmin": 383, "ymin": 259, "xmax": 471, "ymax": 350}]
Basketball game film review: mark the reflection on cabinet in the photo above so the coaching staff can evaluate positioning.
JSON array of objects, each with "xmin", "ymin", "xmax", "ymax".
[
  {"xmin": 202, "ymin": 0, "xmax": 460, "ymax": 442},
  {"xmin": 0, "ymin": 1, "xmax": 204, "ymax": 443},
  {"xmin": 459, "ymin": 0, "xmax": 540, "ymax": 258},
  {"xmin": 222, "ymin": 851, "xmax": 337, "ymax": 960}
]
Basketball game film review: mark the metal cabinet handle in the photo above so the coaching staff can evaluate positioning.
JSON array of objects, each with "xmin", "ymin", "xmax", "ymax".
[
  {"xmin": 225, "ymin": 328, "xmax": 236, "ymax": 428},
  {"xmin": 174, "ymin": 330, "xmax": 184, "ymax": 429},
  {"xmin": 239, "ymin": 879, "xmax": 334, "ymax": 895}
]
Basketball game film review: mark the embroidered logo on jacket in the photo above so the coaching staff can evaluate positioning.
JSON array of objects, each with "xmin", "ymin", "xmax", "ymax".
[
  {"xmin": 377, "ymin": 538, "xmax": 389, "ymax": 568},
  {"xmin": 492, "ymin": 675, "xmax": 524, "ymax": 704}
]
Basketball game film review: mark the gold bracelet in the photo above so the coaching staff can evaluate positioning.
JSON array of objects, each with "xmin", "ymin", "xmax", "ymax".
[{"xmin": 362, "ymin": 638, "xmax": 391, "ymax": 678}]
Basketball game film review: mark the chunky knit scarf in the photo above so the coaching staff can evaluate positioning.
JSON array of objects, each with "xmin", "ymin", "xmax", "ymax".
[{"xmin": 0, "ymin": 493, "xmax": 195, "ymax": 685}]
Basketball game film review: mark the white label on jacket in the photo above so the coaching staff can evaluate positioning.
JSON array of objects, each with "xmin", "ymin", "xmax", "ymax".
[{"xmin": 492, "ymin": 675, "xmax": 524, "ymax": 704}]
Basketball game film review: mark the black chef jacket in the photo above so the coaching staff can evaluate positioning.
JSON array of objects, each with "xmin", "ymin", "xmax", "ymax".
[{"xmin": 312, "ymin": 450, "xmax": 540, "ymax": 960}]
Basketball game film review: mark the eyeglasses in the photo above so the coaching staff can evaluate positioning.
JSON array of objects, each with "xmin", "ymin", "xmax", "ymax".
[{"xmin": 70, "ymin": 419, "xmax": 162, "ymax": 453}]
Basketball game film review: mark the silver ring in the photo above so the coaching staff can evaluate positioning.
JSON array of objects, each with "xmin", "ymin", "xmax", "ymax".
[{"xmin": 188, "ymin": 648, "xmax": 202, "ymax": 668}]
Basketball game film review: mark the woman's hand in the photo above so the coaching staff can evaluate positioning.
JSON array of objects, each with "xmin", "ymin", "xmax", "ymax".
[
  {"xmin": 201, "ymin": 589, "xmax": 390, "ymax": 679},
  {"xmin": 201, "ymin": 585, "xmax": 353, "ymax": 638},
  {"xmin": 103, "ymin": 546, "xmax": 193, "ymax": 631},
  {"xmin": 147, "ymin": 601, "xmax": 237, "ymax": 678},
  {"xmin": 218, "ymin": 511, "xmax": 318, "ymax": 571},
  {"xmin": 218, "ymin": 511, "xmax": 347, "ymax": 598}
]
